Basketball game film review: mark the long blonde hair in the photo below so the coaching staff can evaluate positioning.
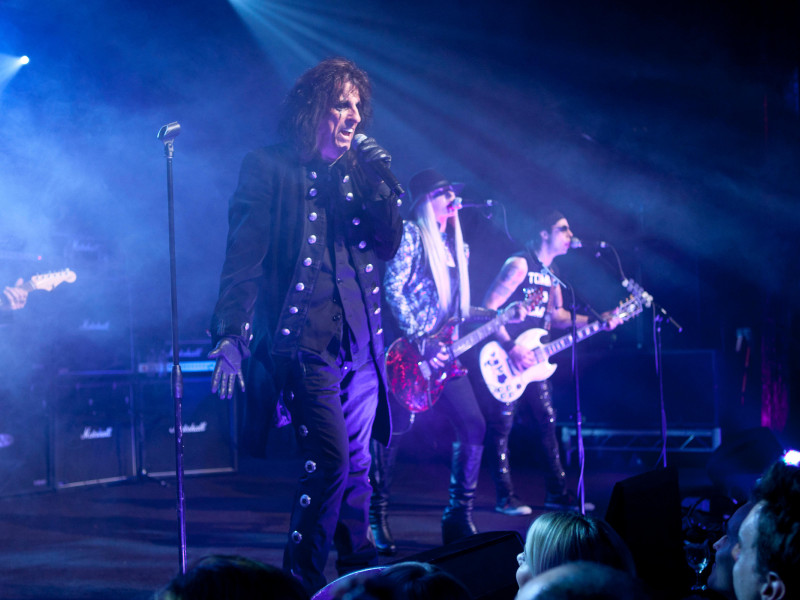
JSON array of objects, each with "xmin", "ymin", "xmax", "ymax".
[
  {"xmin": 413, "ymin": 197, "xmax": 470, "ymax": 324},
  {"xmin": 524, "ymin": 511, "xmax": 637, "ymax": 577}
]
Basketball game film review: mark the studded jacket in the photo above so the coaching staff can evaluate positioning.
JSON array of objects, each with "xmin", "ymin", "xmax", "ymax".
[
  {"xmin": 384, "ymin": 221, "xmax": 496, "ymax": 349},
  {"xmin": 211, "ymin": 143, "xmax": 403, "ymax": 455}
]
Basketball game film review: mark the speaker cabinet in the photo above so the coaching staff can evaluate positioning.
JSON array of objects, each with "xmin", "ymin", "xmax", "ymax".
[
  {"xmin": 605, "ymin": 467, "xmax": 688, "ymax": 597},
  {"xmin": 41, "ymin": 270, "xmax": 135, "ymax": 375},
  {"xmin": 0, "ymin": 387, "xmax": 49, "ymax": 496},
  {"xmin": 137, "ymin": 375, "xmax": 237, "ymax": 477},
  {"xmin": 53, "ymin": 377, "xmax": 137, "ymax": 488}
]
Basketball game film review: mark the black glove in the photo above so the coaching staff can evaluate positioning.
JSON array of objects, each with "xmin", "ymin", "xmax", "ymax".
[
  {"xmin": 355, "ymin": 135, "xmax": 392, "ymax": 190},
  {"xmin": 209, "ymin": 337, "xmax": 246, "ymax": 400}
]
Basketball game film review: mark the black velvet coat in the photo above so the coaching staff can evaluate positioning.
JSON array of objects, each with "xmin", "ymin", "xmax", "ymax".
[{"xmin": 211, "ymin": 143, "xmax": 403, "ymax": 456}]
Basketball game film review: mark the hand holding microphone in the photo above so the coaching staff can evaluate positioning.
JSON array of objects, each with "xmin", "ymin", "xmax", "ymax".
[{"xmin": 354, "ymin": 134, "xmax": 405, "ymax": 197}]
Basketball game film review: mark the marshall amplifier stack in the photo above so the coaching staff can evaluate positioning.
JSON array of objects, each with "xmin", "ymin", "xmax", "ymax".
[
  {"xmin": 0, "ymin": 341, "xmax": 238, "ymax": 497},
  {"xmin": 136, "ymin": 339, "xmax": 237, "ymax": 478}
]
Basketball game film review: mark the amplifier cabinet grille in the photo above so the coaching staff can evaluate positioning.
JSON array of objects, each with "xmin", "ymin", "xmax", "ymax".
[
  {"xmin": 53, "ymin": 377, "xmax": 137, "ymax": 488},
  {"xmin": 0, "ymin": 388, "xmax": 49, "ymax": 496},
  {"xmin": 137, "ymin": 375, "xmax": 237, "ymax": 477}
]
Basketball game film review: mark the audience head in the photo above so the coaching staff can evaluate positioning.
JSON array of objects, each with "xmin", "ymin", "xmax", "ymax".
[
  {"xmin": 156, "ymin": 554, "xmax": 309, "ymax": 600},
  {"xmin": 517, "ymin": 511, "xmax": 636, "ymax": 589},
  {"xmin": 368, "ymin": 561, "xmax": 471, "ymax": 600},
  {"xmin": 707, "ymin": 502, "xmax": 754, "ymax": 600},
  {"xmin": 516, "ymin": 561, "xmax": 651, "ymax": 600},
  {"xmin": 733, "ymin": 459, "xmax": 800, "ymax": 600}
]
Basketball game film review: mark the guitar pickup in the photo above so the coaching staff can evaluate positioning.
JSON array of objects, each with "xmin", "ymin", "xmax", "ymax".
[{"xmin": 418, "ymin": 360, "xmax": 432, "ymax": 380}]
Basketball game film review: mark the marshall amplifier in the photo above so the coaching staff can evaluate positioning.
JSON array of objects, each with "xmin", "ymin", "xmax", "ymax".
[
  {"xmin": 0, "ymin": 387, "xmax": 50, "ymax": 496},
  {"xmin": 41, "ymin": 269, "xmax": 135, "ymax": 375},
  {"xmin": 137, "ymin": 374, "xmax": 237, "ymax": 477},
  {"xmin": 53, "ymin": 376, "xmax": 137, "ymax": 488}
]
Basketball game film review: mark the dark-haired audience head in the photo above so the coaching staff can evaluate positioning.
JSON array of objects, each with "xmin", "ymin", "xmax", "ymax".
[
  {"xmin": 708, "ymin": 502, "xmax": 755, "ymax": 600},
  {"xmin": 368, "ymin": 562, "xmax": 471, "ymax": 600},
  {"xmin": 516, "ymin": 511, "xmax": 637, "ymax": 588},
  {"xmin": 325, "ymin": 562, "xmax": 471, "ymax": 600},
  {"xmin": 733, "ymin": 459, "xmax": 800, "ymax": 600},
  {"xmin": 155, "ymin": 554, "xmax": 309, "ymax": 600},
  {"xmin": 516, "ymin": 561, "xmax": 651, "ymax": 600}
]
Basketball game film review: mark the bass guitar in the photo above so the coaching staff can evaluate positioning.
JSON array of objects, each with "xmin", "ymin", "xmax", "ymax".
[
  {"xmin": 386, "ymin": 288, "xmax": 543, "ymax": 413},
  {"xmin": 480, "ymin": 293, "xmax": 645, "ymax": 403}
]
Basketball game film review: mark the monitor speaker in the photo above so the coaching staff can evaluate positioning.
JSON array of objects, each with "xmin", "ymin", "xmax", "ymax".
[
  {"xmin": 605, "ymin": 467, "xmax": 687, "ymax": 596},
  {"xmin": 399, "ymin": 531, "xmax": 523, "ymax": 600}
]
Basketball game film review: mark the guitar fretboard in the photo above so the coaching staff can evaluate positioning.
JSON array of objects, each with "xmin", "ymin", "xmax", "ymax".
[
  {"xmin": 544, "ymin": 320, "xmax": 603, "ymax": 356},
  {"xmin": 451, "ymin": 311, "xmax": 513, "ymax": 358}
]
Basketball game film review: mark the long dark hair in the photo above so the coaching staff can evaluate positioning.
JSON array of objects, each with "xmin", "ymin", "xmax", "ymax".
[{"xmin": 277, "ymin": 57, "xmax": 372, "ymax": 160}]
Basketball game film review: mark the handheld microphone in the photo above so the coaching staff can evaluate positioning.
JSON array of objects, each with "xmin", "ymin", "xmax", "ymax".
[{"xmin": 353, "ymin": 134, "xmax": 406, "ymax": 197}]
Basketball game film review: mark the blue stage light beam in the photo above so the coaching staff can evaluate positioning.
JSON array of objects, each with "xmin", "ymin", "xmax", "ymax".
[{"xmin": 0, "ymin": 54, "xmax": 30, "ymax": 95}]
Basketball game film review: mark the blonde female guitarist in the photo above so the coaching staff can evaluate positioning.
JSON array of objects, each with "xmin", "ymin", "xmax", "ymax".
[{"xmin": 371, "ymin": 168, "xmax": 525, "ymax": 551}]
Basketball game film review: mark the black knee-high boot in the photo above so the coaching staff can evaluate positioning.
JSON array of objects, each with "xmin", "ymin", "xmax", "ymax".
[
  {"xmin": 491, "ymin": 433, "xmax": 533, "ymax": 516},
  {"xmin": 368, "ymin": 439, "xmax": 397, "ymax": 555},
  {"xmin": 535, "ymin": 383, "xmax": 567, "ymax": 500},
  {"xmin": 441, "ymin": 441, "xmax": 483, "ymax": 545}
]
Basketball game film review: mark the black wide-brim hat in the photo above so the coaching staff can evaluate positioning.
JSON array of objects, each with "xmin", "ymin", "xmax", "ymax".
[{"xmin": 407, "ymin": 168, "xmax": 465, "ymax": 212}]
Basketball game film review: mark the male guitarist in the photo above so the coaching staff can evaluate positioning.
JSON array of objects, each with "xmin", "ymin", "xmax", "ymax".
[
  {"xmin": 0, "ymin": 279, "xmax": 29, "ymax": 311},
  {"xmin": 474, "ymin": 209, "xmax": 620, "ymax": 515}
]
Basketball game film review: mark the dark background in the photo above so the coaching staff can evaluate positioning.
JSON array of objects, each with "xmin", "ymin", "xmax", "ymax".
[{"xmin": 1, "ymin": 0, "xmax": 798, "ymax": 444}]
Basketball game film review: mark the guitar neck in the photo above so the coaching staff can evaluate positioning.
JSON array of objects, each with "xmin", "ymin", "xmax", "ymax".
[
  {"xmin": 544, "ymin": 320, "xmax": 604, "ymax": 357},
  {"xmin": 450, "ymin": 311, "xmax": 513, "ymax": 359}
]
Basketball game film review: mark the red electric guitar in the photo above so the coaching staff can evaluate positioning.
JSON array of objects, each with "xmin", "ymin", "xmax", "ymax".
[{"xmin": 385, "ymin": 288, "xmax": 543, "ymax": 413}]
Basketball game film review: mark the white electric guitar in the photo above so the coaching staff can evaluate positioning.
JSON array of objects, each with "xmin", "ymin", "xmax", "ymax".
[
  {"xmin": 480, "ymin": 293, "xmax": 645, "ymax": 403},
  {"xmin": 0, "ymin": 268, "xmax": 77, "ymax": 308}
]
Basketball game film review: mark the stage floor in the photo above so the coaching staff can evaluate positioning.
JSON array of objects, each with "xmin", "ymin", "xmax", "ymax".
[{"xmin": 0, "ymin": 428, "xmax": 712, "ymax": 600}]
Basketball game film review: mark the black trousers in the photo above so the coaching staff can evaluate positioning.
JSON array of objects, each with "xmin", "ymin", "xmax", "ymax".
[{"xmin": 282, "ymin": 349, "xmax": 379, "ymax": 594}]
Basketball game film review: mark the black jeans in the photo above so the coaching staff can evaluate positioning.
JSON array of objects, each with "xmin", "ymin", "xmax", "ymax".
[{"xmin": 282, "ymin": 350, "xmax": 379, "ymax": 594}]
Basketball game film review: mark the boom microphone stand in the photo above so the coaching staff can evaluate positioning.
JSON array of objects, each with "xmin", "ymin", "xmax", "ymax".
[
  {"xmin": 542, "ymin": 264, "xmax": 587, "ymax": 515},
  {"xmin": 157, "ymin": 121, "xmax": 187, "ymax": 574}
]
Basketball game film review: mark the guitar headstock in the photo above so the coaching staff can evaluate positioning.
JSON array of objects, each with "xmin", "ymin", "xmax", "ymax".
[
  {"xmin": 614, "ymin": 295, "xmax": 644, "ymax": 322},
  {"xmin": 30, "ymin": 268, "xmax": 77, "ymax": 291},
  {"xmin": 622, "ymin": 278, "xmax": 653, "ymax": 308}
]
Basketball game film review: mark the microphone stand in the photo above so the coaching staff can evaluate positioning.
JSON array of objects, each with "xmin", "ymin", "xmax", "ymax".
[
  {"xmin": 621, "ymin": 279, "xmax": 679, "ymax": 469},
  {"xmin": 652, "ymin": 302, "xmax": 683, "ymax": 469},
  {"xmin": 157, "ymin": 121, "xmax": 187, "ymax": 575},
  {"xmin": 566, "ymin": 283, "xmax": 587, "ymax": 515},
  {"xmin": 548, "ymin": 266, "xmax": 587, "ymax": 515}
]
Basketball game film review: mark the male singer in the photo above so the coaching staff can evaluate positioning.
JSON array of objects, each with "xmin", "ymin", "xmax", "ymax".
[{"xmin": 208, "ymin": 57, "xmax": 403, "ymax": 593}]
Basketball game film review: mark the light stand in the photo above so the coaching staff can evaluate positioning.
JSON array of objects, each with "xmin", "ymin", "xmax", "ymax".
[{"xmin": 157, "ymin": 121, "xmax": 187, "ymax": 574}]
